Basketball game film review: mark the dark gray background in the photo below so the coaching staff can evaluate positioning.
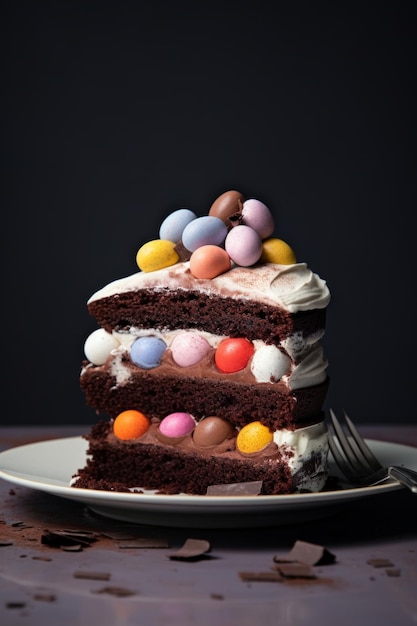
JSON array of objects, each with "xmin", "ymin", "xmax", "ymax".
[{"xmin": 2, "ymin": 1, "xmax": 415, "ymax": 425}]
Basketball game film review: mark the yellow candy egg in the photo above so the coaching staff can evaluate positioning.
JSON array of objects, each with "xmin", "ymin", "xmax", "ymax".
[
  {"xmin": 236, "ymin": 421, "xmax": 273, "ymax": 454},
  {"xmin": 260, "ymin": 238, "xmax": 296, "ymax": 265},
  {"xmin": 136, "ymin": 239, "xmax": 180, "ymax": 272}
]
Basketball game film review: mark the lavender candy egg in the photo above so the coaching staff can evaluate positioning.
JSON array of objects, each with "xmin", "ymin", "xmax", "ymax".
[
  {"xmin": 171, "ymin": 332, "xmax": 211, "ymax": 367},
  {"xmin": 182, "ymin": 215, "xmax": 228, "ymax": 252},
  {"xmin": 130, "ymin": 336, "xmax": 167, "ymax": 369},
  {"xmin": 159, "ymin": 412, "xmax": 196, "ymax": 438},
  {"xmin": 225, "ymin": 225, "xmax": 263, "ymax": 266},
  {"xmin": 242, "ymin": 199, "xmax": 275, "ymax": 239},
  {"xmin": 159, "ymin": 208, "xmax": 197, "ymax": 243}
]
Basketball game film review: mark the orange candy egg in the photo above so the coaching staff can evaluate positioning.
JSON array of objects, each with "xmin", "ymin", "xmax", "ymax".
[
  {"xmin": 113, "ymin": 409, "xmax": 151, "ymax": 440},
  {"xmin": 189, "ymin": 245, "xmax": 231, "ymax": 279}
]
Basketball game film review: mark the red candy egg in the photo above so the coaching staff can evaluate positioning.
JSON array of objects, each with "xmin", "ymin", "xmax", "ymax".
[
  {"xmin": 215, "ymin": 338, "xmax": 255, "ymax": 373},
  {"xmin": 189, "ymin": 245, "xmax": 231, "ymax": 279}
]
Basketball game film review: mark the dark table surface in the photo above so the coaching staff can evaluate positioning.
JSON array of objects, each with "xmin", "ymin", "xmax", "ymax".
[{"xmin": 1, "ymin": 424, "xmax": 416, "ymax": 626}]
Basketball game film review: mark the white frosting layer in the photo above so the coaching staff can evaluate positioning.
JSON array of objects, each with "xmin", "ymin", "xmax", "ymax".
[
  {"xmin": 274, "ymin": 422, "xmax": 329, "ymax": 491},
  {"xmin": 88, "ymin": 262, "xmax": 330, "ymax": 314},
  {"xmin": 82, "ymin": 327, "xmax": 327, "ymax": 390}
]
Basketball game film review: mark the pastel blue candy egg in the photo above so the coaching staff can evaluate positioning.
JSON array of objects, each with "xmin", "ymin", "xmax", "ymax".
[
  {"xmin": 130, "ymin": 336, "xmax": 167, "ymax": 369},
  {"xmin": 182, "ymin": 216, "xmax": 228, "ymax": 252},
  {"xmin": 159, "ymin": 209, "xmax": 197, "ymax": 243}
]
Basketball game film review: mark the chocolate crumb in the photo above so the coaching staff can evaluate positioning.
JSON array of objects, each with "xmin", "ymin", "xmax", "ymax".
[
  {"xmin": 8, "ymin": 489, "xmax": 16, "ymax": 495},
  {"xmin": 94, "ymin": 586, "xmax": 137, "ymax": 597},
  {"xmin": 367, "ymin": 558, "xmax": 395, "ymax": 568},
  {"xmin": 6, "ymin": 602, "xmax": 26, "ymax": 609},
  {"xmin": 169, "ymin": 538, "xmax": 211, "ymax": 561},
  {"xmin": 34, "ymin": 593, "xmax": 56, "ymax": 602},
  {"xmin": 0, "ymin": 541, "xmax": 13, "ymax": 547},
  {"xmin": 239, "ymin": 571, "xmax": 283, "ymax": 582},
  {"xmin": 386, "ymin": 568, "xmax": 401, "ymax": 577},
  {"xmin": 32, "ymin": 556, "xmax": 52, "ymax": 561},
  {"xmin": 73, "ymin": 571, "xmax": 111, "ymax": 581},
  {"xmin": 118, "ymin": 538, "xmax": 169, "ymax": 549},
  {"xmin": 210, "ymin": 593, "xmax": 224, "ymax": 600}
]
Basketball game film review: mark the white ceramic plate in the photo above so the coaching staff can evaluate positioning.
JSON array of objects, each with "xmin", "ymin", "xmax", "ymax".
[{"xmin": 1, "ymin": 437, "xmax": 416, "ymax": 528}]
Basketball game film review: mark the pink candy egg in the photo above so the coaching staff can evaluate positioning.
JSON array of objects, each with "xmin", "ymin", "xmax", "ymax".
[
  {"xmin": 225, "ymin": 225, "xmax": 262, "ymax": 266},
  {"xmin": 189, "ymin": 245, "xmax": 231, "ymax": 279},
  {"xmin": 242, "ymin": 199, "xmax": 275, "ymax": 239},
  {"xmin": 159, "ymin": 412, "xmax": 196, "ymax": 438},
  {"xmin": 171, "ymin": 332, "xmax": 211, "ymax": 367}
]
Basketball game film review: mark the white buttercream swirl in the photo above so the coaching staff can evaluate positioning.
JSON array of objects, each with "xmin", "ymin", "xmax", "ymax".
[{"xmin": 88, "ymin": 262, "xmax": 330, "ymax": 314}]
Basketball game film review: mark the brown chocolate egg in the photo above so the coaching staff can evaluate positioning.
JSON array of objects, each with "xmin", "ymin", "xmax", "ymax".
[
  {"xmin": 193, "ymin": 416, "xmax": 236, "ymax": 447},
  {"xmin": 208, "ymin": 190, "xmax": 245, "ymax": 224}
]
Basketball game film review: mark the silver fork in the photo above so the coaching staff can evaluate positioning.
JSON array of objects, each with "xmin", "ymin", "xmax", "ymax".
[{"xmin": 328, "ymin": 409, "xmax": 417, "ymax": 493}]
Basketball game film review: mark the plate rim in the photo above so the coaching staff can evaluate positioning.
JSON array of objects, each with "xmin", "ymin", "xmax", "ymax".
[{"xmin": 1, "ymin": 435, "xmax": 416, "ymax": 509}]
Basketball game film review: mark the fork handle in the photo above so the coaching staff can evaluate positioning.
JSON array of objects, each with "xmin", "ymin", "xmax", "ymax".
[{"xmin": 388, "ymin": 466, "xmax": 417, "ymax": 493}]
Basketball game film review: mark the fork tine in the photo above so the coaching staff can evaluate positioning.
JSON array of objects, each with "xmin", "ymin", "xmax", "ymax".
[
  {"xmin": 342, "ymin": 409, "xmax": 381, "ymax": 472},
  {"xmin": 329, "ymin": 409, "xmax": 370, "ymax": 473},
  {"xmin": 327, "ymin": 423, "xmax": 358, "ymax": 482}
]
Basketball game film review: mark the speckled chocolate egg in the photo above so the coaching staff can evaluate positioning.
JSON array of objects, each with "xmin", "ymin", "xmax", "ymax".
[
  {"xmin": 193, "ymin": 416, "xmax": 236, "ymax": 447},
  {"xmin": 208, "ymin": 190, "xmax": 245, "ymax": 224}
]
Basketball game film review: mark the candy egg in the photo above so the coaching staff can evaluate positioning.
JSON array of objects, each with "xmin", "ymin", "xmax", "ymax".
[
  {"xmin": 170, "ymin": 332, "xmax": 211, "ymax": 367},
  {"xmin": 84, "ymin": 328, "xmax": 120, "ymax": 365},
  {"xmin": 136, "ymin": 239, "xmax": 180, "ymax": 272},
  {"xmin": 250, "ymin": 345, "xmax": 291, "ymax": 383},
  {"xmin": 113, "ymin": 409, "xmax": 150, "ymax": 440},
  {"xmin": 182, "ymin": 216, "xmax": 228, "ymax": 252},
  {"xmin": 224, "ymin": 225, "xmax": 262, "ymax": 266},
  {"xmin": 193, "ymin": 416, "xmax": 236, "ymax": 447},
  {"xmin": 260, "ymin": 237, "xmax": 296, "ymax": 264},
  {"xmin": 215, "ymin": 337, "xmax": 254, "ymax": 373},
  {"xmin": 189, "ymin": 245, "xmax": 231, "ymax": 279},
  {"xmin": 241, "ymin": 198, "xmax": 275, "ymax": 239},
  {"xmin": 236, "ymin": 421, "xmax": 273, "ymax": 455},
  {"xmin": 159, "ymin": 412, "xmax": 196, "ymax": 438},
  {"xmin": 130, "ymin": 336, "xmax": 167, "ymax": 369},
  {"xmin": 208, "ymin": 190, "xmax": 245, "ymax": 223},
  {"xmin": 159, "ymin": 208, "xmax": 197, "ymax": 243}
]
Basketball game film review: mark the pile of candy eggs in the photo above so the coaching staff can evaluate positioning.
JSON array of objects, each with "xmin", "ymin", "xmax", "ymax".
[{"xmin": 136, "ymin": 190, "xmax": 296, "ymax": 278}]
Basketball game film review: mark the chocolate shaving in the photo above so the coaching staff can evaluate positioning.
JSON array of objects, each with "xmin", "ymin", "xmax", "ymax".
[
  {"xmin": 274, "ymin": 562, "xmax": 316, "ymax": 579},
  {"xmin": 174, "ymin": 240, "xmax": 192, "ymax": 261},
  {"xmin": 227, "ymin": 211, "xmax": 244, "ymax": 227},
  {"xmin": 41, "ymin": 529, "xmax": 99, "ymax": 549},
  {"xmin": 274, "ymin": 540, "xmax": 336, "ymax": 566},
  {"xmin": 239, "ymin": 571, "xmax": 283, "ymax": 582},
  {"xmin": 73, "ymin": 570, "xmax": 111, "ymax": 581},
  {"xmin": 169, "ymin": 538, "xmax": 211, "ymax": 561},
  {"xmin": 206, "ymin": 480, "xmax": 263, "ymax": 496}
]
